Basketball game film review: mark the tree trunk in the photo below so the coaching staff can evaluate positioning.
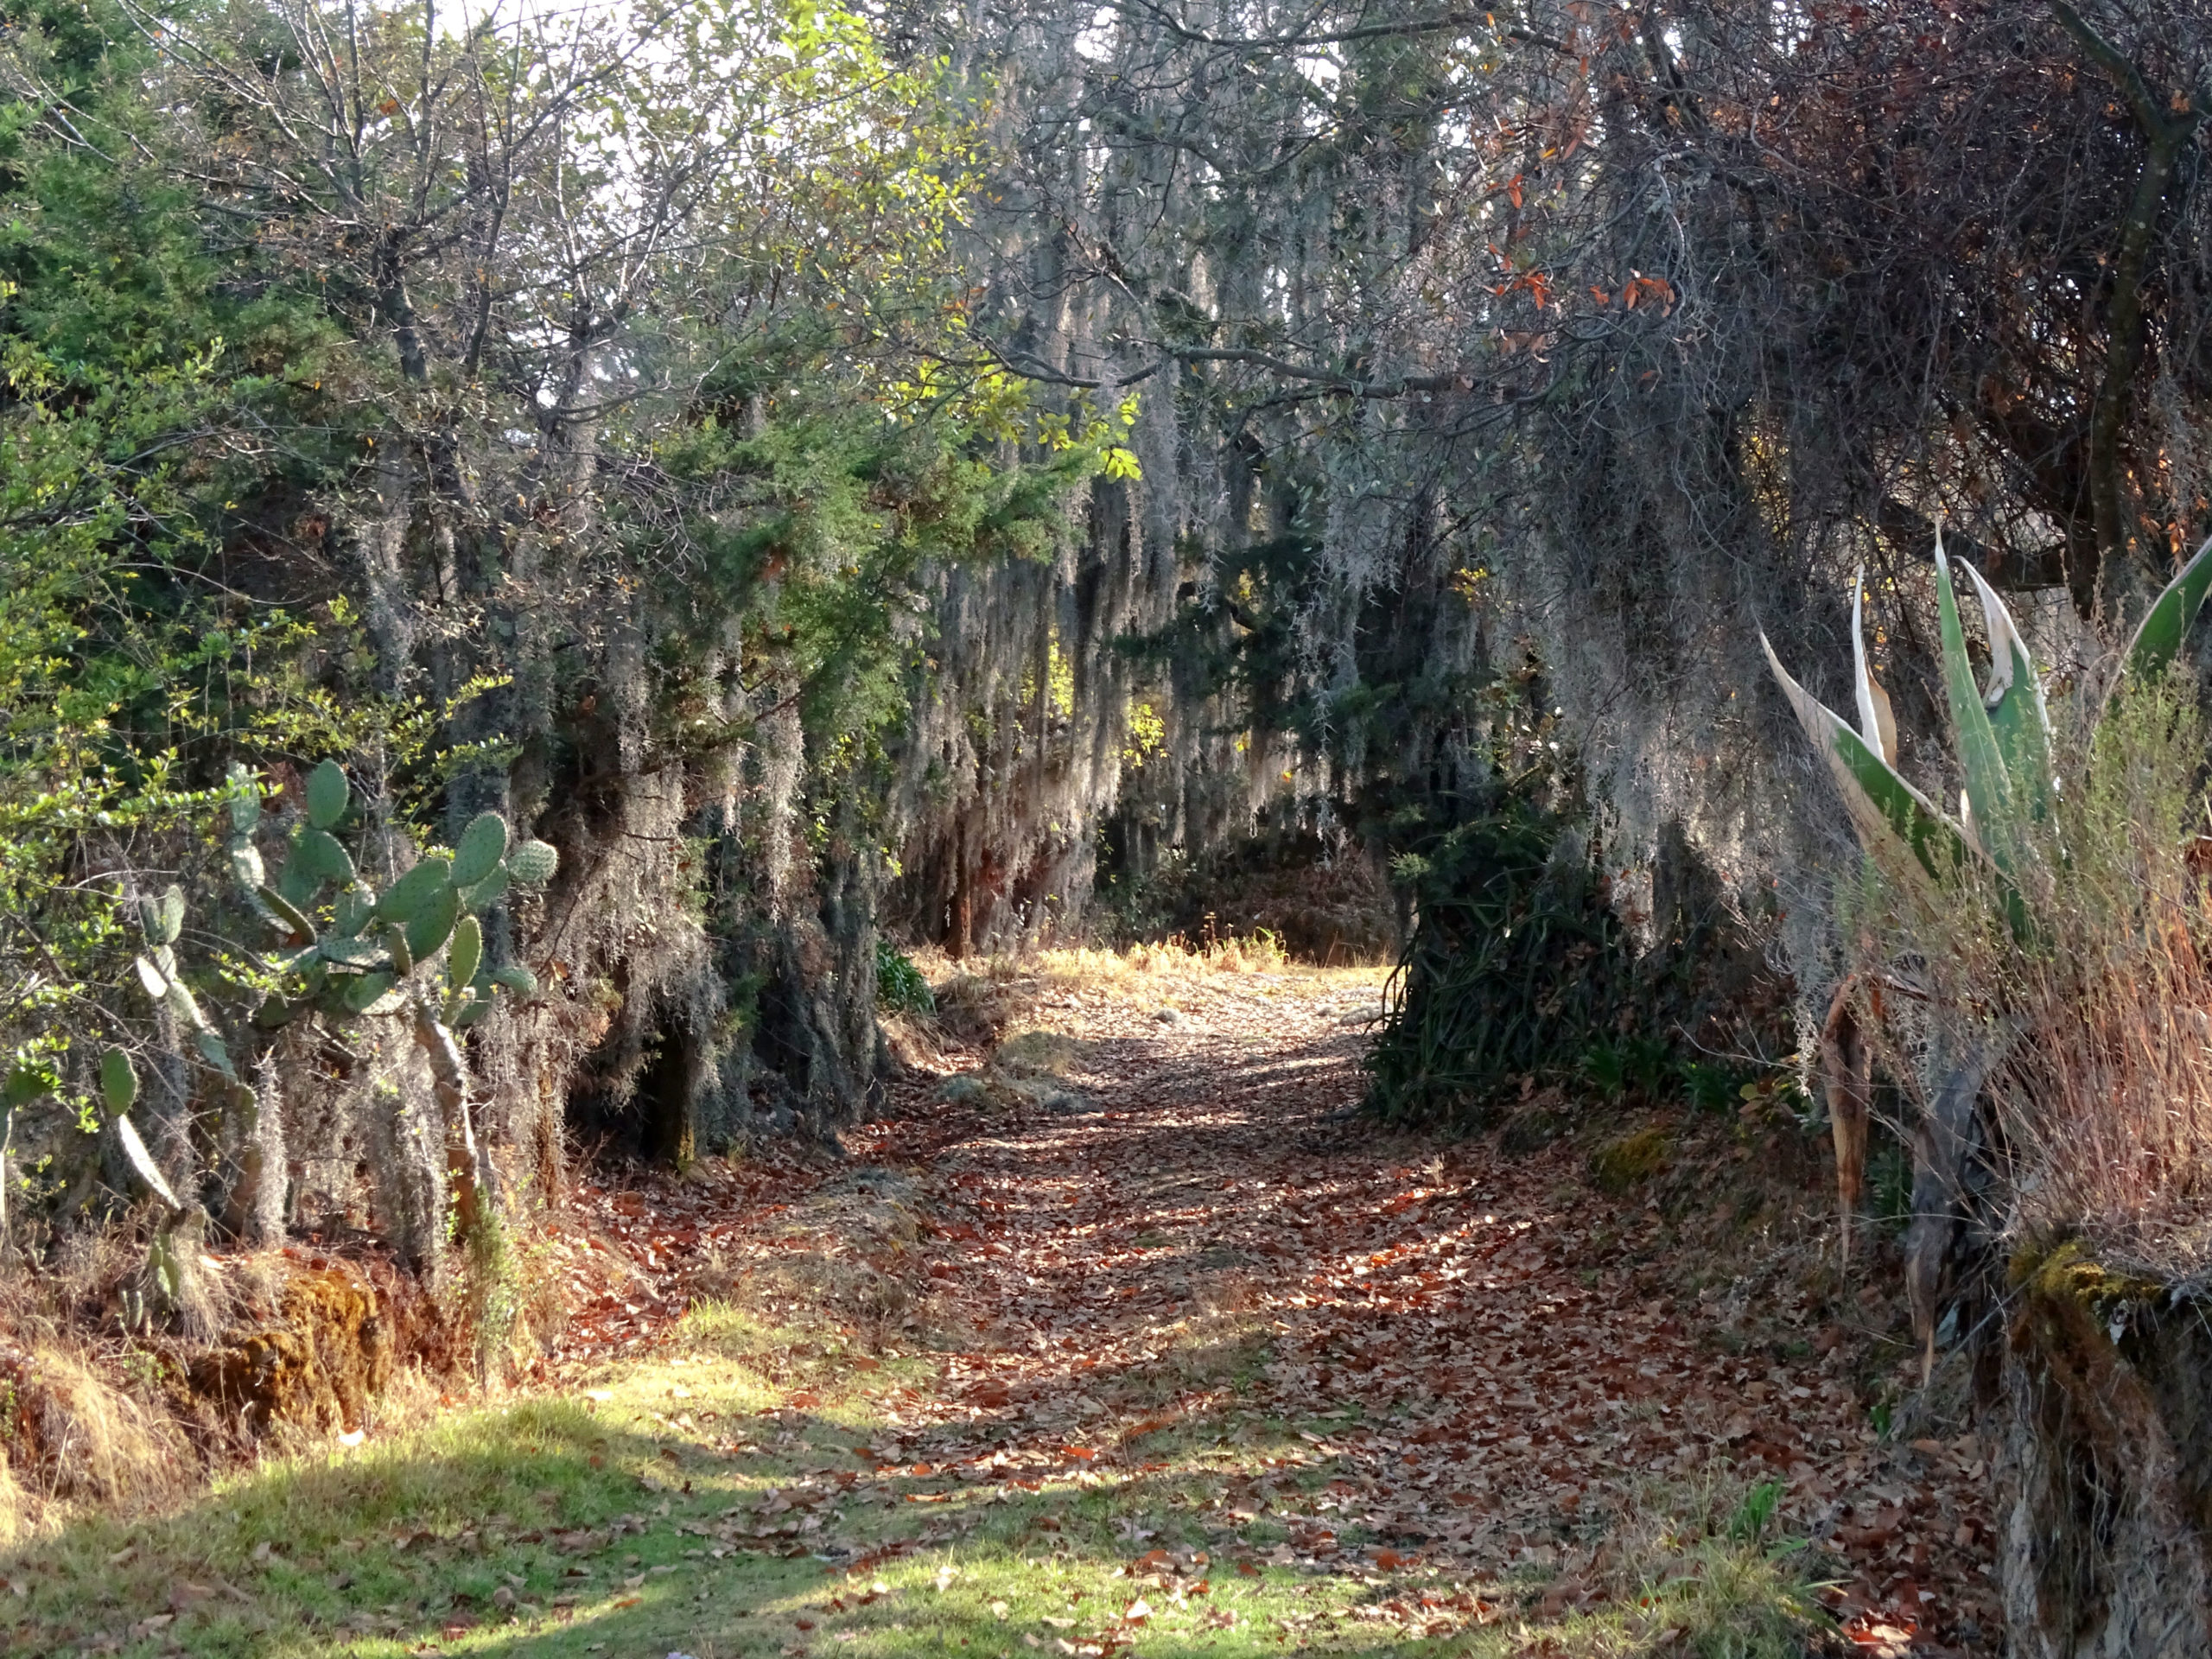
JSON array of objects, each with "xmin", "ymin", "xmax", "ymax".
[{"xmin": 1994, "ymin": 1243, "xmax": 2212, "ymax": 1659}]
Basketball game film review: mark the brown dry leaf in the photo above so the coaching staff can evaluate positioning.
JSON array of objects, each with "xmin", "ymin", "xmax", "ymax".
[{"xmin": 542, "ymin": 968, "xmax": 1998, "ymax": 1653}]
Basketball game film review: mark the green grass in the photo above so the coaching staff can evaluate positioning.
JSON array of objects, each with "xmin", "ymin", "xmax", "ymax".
[{"xmin": 2, "ymin": 1309, "xmax": 1827, "ymax": 1659}]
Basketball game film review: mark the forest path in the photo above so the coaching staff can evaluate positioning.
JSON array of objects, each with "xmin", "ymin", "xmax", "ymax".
[
  {"xmin": 822, "ymin": 958, "xmax": 1998, "ymax": 1656},
  {"xmin": 5, "ymin": 961, "xmax": 1993, "ymax": 1659}
]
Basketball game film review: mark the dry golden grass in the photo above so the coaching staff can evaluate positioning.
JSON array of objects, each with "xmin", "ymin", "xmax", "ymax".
[
  {"xmin": 1848, "ymin": 672, "xmax": 2212, "ymax": 1278},
  {"xmin": 906, "ymin": 934, "xmax": 1385, "ymax": 1050}
]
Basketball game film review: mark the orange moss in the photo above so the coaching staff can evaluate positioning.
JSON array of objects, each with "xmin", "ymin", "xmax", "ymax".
[{"xmin": 184, "ymin": 1264, "xmax": 399, "ymax": 1434}]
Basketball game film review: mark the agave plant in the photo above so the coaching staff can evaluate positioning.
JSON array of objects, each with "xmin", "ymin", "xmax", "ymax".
[
  {"xmin": 1761, "ymin": 531, "xmax": 2212, "ymax": 899},
  {"xmin": 1764, "ymin": 529, "xmax": 2212, "ymax": 1298}
]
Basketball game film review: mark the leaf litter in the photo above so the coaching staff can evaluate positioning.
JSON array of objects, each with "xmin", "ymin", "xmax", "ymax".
[
  {"xmin": 7, "ymin": 957, "xmax": 1998, "ymax": 1656},
  {"xmin": 536, "ymin": 956, "xmax": 1999, "ymax": 1653}
]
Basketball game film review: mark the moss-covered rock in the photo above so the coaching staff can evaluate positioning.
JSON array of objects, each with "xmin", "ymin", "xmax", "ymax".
[{"xmin": 1590, "ymin": 1128, "xmax": 1672, "ymax": 1194}]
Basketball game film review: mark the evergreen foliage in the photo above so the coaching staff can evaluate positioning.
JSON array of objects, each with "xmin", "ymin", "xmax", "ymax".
[{"xmin": 0, "ymin": 0, "xmax": 1121, "ymax": 1283}]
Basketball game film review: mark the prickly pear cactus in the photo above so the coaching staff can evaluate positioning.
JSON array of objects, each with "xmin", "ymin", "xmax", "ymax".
[
  {"xmin": 210, "ymin": 759, "xmax": 556, "ymax": 1037},
  {"xmin": 108, "ymin": 760, "xmax": 561, "ymax": 1262}
]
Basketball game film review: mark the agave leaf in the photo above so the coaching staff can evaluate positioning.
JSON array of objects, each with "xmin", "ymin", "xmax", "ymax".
[
  {"xmin": 1958, "ymin": 556, "xmax": 2054, "ymax": 818},
  {"xmin": 1850, "ymin": 569, "xmax": 1898, "ymax": 765},
  {"xmin": 1762, "ymin": 631, "xmax": 1977, "ymax": 885},
  {"xmin": 2116, "ymin": 531, "xmax": 2212, "ymax": 690},
  {"xmin": 1934, "ymin": 532, "xmax": 2014, "ymax": 859}
]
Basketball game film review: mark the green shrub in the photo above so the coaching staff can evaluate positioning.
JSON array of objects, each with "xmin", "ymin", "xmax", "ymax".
[
  {"xmin": 1363, "ymin": 793, "xmax": 1637, "ymax": 1123},
  {"xmin": 874, "ymin": 938, "xmax": 935, "ymax": 1015}
]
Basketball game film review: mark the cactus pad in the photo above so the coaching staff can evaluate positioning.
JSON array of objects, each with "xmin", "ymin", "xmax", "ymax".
[
  {"xmin": 251, "ymin": 994, "xmax": 297, "ymax": 1030},
  {"xmin": 341, "ymin": 970, "xmax": 397, "ymax": 1014},
  {"xmin": 229, "ymin": 842, "xmax": 266, "ymax": 891},
  {"xmin": 448, "ymin": 914, "xmax": 483, "ymax": 993},
  {"xmin": 100, "ymin": 1047, "xmax": 137, "ymax": 1115},
  {"xmin": 226, "ymin": 763, "xmax": 262, "ymax": 835},
  {"xmin": 256, "ymin": 885, "xmax": 316, "ymax": 944},
  {"xmin": 375, "ymin": 856, "xmax": 453, "ymax": 925},
  {"xmin": 306, "ymin": 759, "xmax": 349, "ymax": 830},
  {"xmin": 115, "ymin": 1113, "xmax": 179, "ymax": 1211},
  {"xmin": 294, "ymin": 826, "xmax": 356, "ymax": 887},
  {"xmin": 491, "ymin": 963, "xmax": 539, "ymax": 998},
  {"xmin": 320, "ymin": 935, "xmax": 386, "ymax": 968},
  {"xmin": 405, "ymin": 883, "xmax": 461, "ymax": 963},
  {"xmin": 139, "ymin": 887, "xmax": 184, "ymax": 947},
  {"xmin": 276, "ymin": 855, "xmax": 320, "ymax": 908},
  {"xmin": 452, "ymin": 812, "xmax": 510, "ymax": 888},
  {"xmin": 190, "ymin": 1027, "xmax": 234, "ymax": 1076},
  {"xmin": 334, "ymin": 885, "xmax": 376, "ymax": 938},
  {"xmin": 505, "ymin": 838, "xmax": 558, "ymax": 887},
  {"xmin": 459, "ymin": 865, "xmax": 511, "ymax": 913}
]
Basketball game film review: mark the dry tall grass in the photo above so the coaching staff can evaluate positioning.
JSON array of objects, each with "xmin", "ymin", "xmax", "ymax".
[
  {"xmin": 1848, "ymin": 673, "xmax": 2212, "ymax": 1277},
  {"xmin": 906, "ymin": 929, "xmax": 1335, "ymax": 1048}
]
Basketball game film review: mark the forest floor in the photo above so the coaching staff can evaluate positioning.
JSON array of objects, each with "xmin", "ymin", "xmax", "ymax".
[{"xmin": 3, "ymin": 951, "xmax": 1999, "ymax": 1659}]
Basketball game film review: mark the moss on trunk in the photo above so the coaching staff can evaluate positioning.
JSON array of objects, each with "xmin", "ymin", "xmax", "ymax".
[{"xmin": 1994, "ymin": 1240, "xmax": 2212, "ymax": 1658}]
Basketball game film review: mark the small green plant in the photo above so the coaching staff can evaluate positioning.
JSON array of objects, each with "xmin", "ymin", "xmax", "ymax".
[
  {"xmin": 1727, "ymin": 1478, "xmax": 1785, "ymax": 1542},
  {"xmin": 1366, "ymin": 785, "xmax": 1638, "ymax": 1124},
  {"xmin": 1870, "ymin": 1137, "xmax": 1912, "ymax": 1232},
  {"xmin": 1683, "ymin": 1058, "xmax": 1747, "ymax": 1114},
  {"xmin": 1580, "ymin": 1038, "xmax": 1628, "ymax": 1099},
  {"xmin": 1622, "ymin": 1033, "xmax": 1674, "ymax": 1096},
  {"xmin": 874, "ymin": 937, "xmax": 935, "ymax": 1014}
]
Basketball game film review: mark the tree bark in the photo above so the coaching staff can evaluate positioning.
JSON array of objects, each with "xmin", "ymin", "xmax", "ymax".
[
  {"xmin": 1995, "ymin": 1247, "xmax": 2212, "ymax": 1659},
  {"xmin": 2048, "ymin": 1, "xmax": 2206, "ymax": 608}
]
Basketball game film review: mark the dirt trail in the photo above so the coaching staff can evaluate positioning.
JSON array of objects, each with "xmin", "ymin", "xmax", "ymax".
[
  {"xmin": 5, "ymin": 963, "xmax": 2001, "ymax": 1659},
  {"xmin": 827, "ymin": 966, "xmax": 1999, "ymax": 1653}
]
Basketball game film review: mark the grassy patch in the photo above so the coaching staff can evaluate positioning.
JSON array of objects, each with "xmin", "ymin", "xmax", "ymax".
[{"xmin": 1, "ymin": 1319, "xmax": 1829, "ymax": 1659}]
